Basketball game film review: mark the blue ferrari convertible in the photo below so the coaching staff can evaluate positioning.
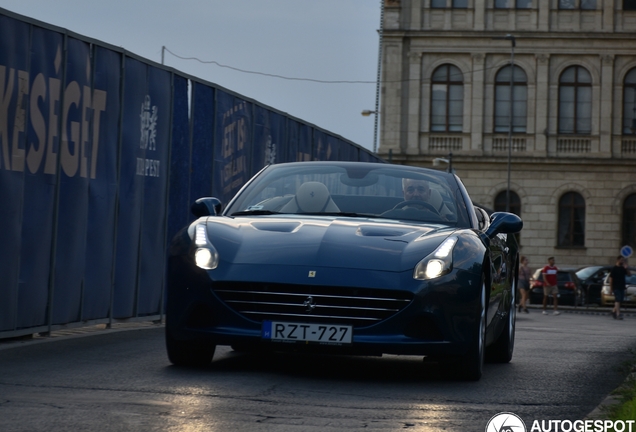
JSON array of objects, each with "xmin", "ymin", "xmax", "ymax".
[{"xmin": 166, "ymin": 161, "xmax": 522, "ymax": 380}]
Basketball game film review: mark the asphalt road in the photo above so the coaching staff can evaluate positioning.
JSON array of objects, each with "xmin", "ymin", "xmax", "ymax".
[{"xmin": 0, "ymin": 309, "xmax": 635, "ymax": 432}]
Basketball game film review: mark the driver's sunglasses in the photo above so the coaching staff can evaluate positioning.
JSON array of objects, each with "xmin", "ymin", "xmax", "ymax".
[{"xmin": 406, "ymin": 186, "xmax": 428, "ymax": 193}]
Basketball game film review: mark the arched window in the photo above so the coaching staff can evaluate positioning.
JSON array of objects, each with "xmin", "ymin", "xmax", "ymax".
[
  {"xmin": 558, "ymin": 192, "xmax": 586, "ymax": 247},
  {"xmin": 431, "ymin": 65, "xmax": 464, "ymax": 133},
  {"xmin": 494, "ymin": 190, "xmax": 521, "ymax": 216},
  {"xmin": 558, "ymin": 66, "xmax": 592, "ymax": 134},
  {"xmin": 494, "ymin": 65, "xmax": 528, "ymax": 133},
  {"xmin": 623, "ymin": 194, "xmax": 636, "ymax": 249},
  {"xmin": 623, "ymin": 68, "xmax": 636, "ymax": 135},
  {"xmin": 624, "ymin": 0, "xmax": 636, "ymax": 10}
]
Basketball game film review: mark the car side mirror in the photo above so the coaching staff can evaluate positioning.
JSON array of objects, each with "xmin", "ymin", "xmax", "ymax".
[
  {"xmin": 191, "ymin": 197, "xmax": 222, "ymax": 217},
  {"xmin": 485, "ymin": 212, "xmax": 523, "ymax": 239}
]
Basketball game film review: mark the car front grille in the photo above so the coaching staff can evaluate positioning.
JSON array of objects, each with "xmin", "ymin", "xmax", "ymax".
[{"xmin": 213, "ymin": 282, "xmax": 413, "ymax": 328}]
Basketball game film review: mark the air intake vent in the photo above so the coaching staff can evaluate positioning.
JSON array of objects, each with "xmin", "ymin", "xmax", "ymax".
[{"xmin": 213, "ymin": 282, "xmax": 413, "ymax": 328}]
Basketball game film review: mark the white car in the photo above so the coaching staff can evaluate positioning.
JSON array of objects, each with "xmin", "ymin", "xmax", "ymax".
[{"xmin": 600, "ymin": 273, "xmax": 636, "ymax": 306}]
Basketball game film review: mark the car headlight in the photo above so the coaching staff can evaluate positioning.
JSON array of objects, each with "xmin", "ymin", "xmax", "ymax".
[
  {"xmin": 413, "ymin": 236, "xmax": 457, "ymax": 280},
  {"xmin": 193, "ymin": 224, "xmax": 219, "ymax": 270}
]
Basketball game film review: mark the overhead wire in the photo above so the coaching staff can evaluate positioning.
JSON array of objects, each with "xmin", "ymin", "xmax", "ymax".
[{"xmin": 162, "ymin": 46, "xmax": 514, "ymax": 86}]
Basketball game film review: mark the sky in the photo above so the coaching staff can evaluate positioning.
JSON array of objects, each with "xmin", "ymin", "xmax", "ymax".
[{"xmin": 0, "ymin": 0, "xmax": 382, "ymax": 151}]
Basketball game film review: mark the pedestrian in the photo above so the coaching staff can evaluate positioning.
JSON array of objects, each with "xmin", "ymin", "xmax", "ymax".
[
  {"xmin": 609, "ymin": 256, "xmax": 631, "ymax": 320},
  {"xmin": 542, "ymin": 256, "xmax": 560, "ymax": 315},
  {"xmin": 518, "ymin": 256, "xmax": 531, "ymax": 313}
]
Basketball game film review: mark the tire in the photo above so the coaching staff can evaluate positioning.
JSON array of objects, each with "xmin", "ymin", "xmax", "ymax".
[
  {"xmin": 486, "ymin": 274, "xmax": 516, "ymax": 364},
  {"xmin": 454, "ymin": 275, "xmax": 487, "ymax": 381},
  {"xmin": 165, "ymin": 328, "xmax": 216, "ymax": 367}
]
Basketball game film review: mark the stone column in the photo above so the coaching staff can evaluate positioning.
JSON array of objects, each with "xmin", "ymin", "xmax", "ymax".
[
  {"xmin": 410, "ymin": 0, "xmax": 423, "ymax": 30},
  {"xmin": 603, "ymin": 0, "xmax": 614, "ymax": 31},
  {"xmin": 538, "ymin": 0, "xmax": 550, "ymax": 32},
  {"xmin": 379, "ymin": 42, "xmax": 405, "ymax": 154},
  {"xmin": 406, "ymin": 51, "xmax": 424, "ymax": 155},
  {"xmin": 471, "ymin": 53, "xmax": 486, "ymax": 152},
  {"xmin": 473, "ymin": 0, "xmax": 485, "ymax": 30},
  {"xmin": 599, "ymin": 54, "xmax": 615, "ymax": 156},
  {"xmin": 535, "ymin": 54, "xmax": 550, "ymax": 154}
]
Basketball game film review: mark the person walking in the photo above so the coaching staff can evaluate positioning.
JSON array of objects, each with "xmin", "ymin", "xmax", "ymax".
[
  {"xmin": 542, "ymin": 257, "xmax": 560, "ymax": 315},
  {"xmin": 609, "ymin": 256, "xmax": 631, "ymax": 320},
  {"xmin": 518, "ymin": 256, "xmax": 531, "ymax": 313}
]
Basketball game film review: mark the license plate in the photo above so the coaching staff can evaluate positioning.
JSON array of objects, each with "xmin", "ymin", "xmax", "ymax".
[{"xmin": 262, "ymin": 321, "xmax": 352, "ymax": 344}]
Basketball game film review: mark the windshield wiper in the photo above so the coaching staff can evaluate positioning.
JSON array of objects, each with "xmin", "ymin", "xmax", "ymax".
[{"xmin": 231, "ymin": 210, "xmax": 280, "ymax": 216}]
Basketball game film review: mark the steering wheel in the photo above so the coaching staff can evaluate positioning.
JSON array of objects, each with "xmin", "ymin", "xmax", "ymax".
[{"xmin": 393, "ymin": 200, "xmax": 438, "ymax": 214}]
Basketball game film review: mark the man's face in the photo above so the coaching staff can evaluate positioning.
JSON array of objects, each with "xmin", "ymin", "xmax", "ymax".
[
  {"xmin": 403, "ymin": 179, "xmax": 430, "ymax": 201},
  {"xmin": 548, "ymin": 258, "xmax": 555, "ymax": 266}
]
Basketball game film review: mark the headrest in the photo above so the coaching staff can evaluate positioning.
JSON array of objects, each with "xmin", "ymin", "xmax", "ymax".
[{"xmin": 295, "ymin": 182, "xmax": 331, "ymax": 213}]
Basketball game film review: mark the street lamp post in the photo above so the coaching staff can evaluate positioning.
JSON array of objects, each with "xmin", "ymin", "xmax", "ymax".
[{"xmin": 432, "ymin": 153, "xmax": 453, "ymax": 173}]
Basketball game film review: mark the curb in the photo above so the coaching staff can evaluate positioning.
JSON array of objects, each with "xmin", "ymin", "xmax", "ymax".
[{"xmin": 0, "ymin": 321, "xmax": 164, "ymax": 351}]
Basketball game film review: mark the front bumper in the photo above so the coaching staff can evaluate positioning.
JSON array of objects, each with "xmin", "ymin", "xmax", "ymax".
[{"xmin": 166, "ymin": 256, "xmax": 484, "ymax": 357}]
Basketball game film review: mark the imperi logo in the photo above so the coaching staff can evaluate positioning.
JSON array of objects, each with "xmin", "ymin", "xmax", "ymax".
[
  {"xmin": 0, "ymin": 46, "xmax": 107, "ymax": 178},
  {"xmin": 136, "ymin": 95, "xmax": 161, "ymax": 178}
]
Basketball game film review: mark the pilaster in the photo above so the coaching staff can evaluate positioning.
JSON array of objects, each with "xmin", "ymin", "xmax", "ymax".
[
  {"xmin": 406, "ymin": 51, "xmax": 424, "ymax": 155},
  {"xmin": 600, "ymin": 54, "xmax": 615, "ymax": 155},
  {"xmin": 535, "ymin": 54, "xmax": 550, "ymax": 154},
  {"xmin": 471, "ymin": 53, "xmax": 486, "ymax": 151}
]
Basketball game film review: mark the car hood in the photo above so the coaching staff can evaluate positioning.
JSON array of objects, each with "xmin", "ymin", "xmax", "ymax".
[{"xmin": 201, "ymin": 216, "xmax": 457, "ymax": 272}]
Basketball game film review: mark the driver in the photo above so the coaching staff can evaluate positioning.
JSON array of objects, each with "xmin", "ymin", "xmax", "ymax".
[
  {"xmin": 403, "ymin": 178, "xmax": 430, "ymax": 201},
  {"xmin": 401, "ymin": 178, "xmax": 453, "ymax": 220}
]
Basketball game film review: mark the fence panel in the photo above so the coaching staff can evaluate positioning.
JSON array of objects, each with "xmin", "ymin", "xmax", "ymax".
[
  {"xmin": 82, "ymin": 46, "xmax": 121, "ymax": 320},
  {"xmin": 0, "ymin": 14, "xmax": 28, "ymax": 331},
  {"xmin": 137, "ymin": 66, "xmax": 172, "ymax": 316},
  {"xmin": 189, "ymin": 82, "xmax": 215, "ymax": 205}
]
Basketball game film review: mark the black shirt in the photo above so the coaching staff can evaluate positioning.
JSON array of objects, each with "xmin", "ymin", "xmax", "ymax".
[{"xmin": 610, "ymin": 265, "xmax": 628, "ymax": 291}]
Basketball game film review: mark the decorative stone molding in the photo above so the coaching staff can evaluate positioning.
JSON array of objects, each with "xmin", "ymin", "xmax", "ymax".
[
  {"xmin": 536, "ymin": 54, "xmax": 549, "ymax": 64},
  {"xmin": 472, "ymin": 53, "xmax": 485, "ymax": 63},
  {"xmin": 408, "ymin": 51, "xmax": 424, "ymax": 61},
  {"xmin": 601, "ymin": 54, "xmax": 615, "ymax": 65},
  {"xmin": 385, "ymin": 0, "xmax": 400, "ymax": 6}
]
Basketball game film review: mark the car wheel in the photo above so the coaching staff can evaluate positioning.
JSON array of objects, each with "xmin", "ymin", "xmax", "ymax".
[
  {"xmin": 165, "ymin": 328, "xmax": 216, "ymax": 367},
  {"xmin": 486, "ymin": 275, "xmax": 516, "ymax": 364},
  {"xmin": 453, "ymin": 275, "xmax": 486, "ymax": 381}
]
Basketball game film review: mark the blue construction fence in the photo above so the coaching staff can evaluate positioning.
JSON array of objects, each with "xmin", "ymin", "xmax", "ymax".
[{"xmin": 0, "ymin": 8, "xmax": 382, "ymax": 339}]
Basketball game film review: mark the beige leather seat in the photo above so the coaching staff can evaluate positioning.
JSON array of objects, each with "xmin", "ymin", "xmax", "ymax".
[
  {"xmin": 280, "ymin": 182, "xmax": 340, "ymax": 213},
  {"xmin": 429, "ymin": 189, "xmax": 453, "ymax": 219}
]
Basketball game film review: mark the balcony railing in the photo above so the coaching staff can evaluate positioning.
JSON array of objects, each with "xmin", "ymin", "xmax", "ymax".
[{"xmin": 557, "ymin": 137, "xmax": 591, "ymax": 153}]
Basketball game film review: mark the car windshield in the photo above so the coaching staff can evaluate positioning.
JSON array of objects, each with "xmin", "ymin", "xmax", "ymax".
[
  {"xmin": 224, "ymin": 162, "xmax": 471, "ymax": 227},
  {"xmin": 575, "ymin": 266, "xmax": 603, "ymax": 280}
]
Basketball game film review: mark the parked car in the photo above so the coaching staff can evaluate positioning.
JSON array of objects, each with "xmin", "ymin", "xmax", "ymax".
[
  {"xmin": 575, "ymin": 266, "xmax": 612, "ymax": 305},
  {"xmin": 600, "ymin": 272, "xmax": 636, "ymax": 306},
  {"xmin": 529, "ymin": 269, "xmax": 583, "ymax": 306},
  {"xmin": 165, "ymin": 161, "xmax": 523, "ymax": 381}
]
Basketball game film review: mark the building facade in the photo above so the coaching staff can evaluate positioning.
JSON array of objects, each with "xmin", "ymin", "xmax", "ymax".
[{"xmin": 378, "ymin": 0, "xmax": 636, "ymax": 269}]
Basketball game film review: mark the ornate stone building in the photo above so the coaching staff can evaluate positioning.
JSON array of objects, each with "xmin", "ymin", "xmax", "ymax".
[{"xmin": 378, "ymin": 0, "xmax": 636, "ymax": 269}]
